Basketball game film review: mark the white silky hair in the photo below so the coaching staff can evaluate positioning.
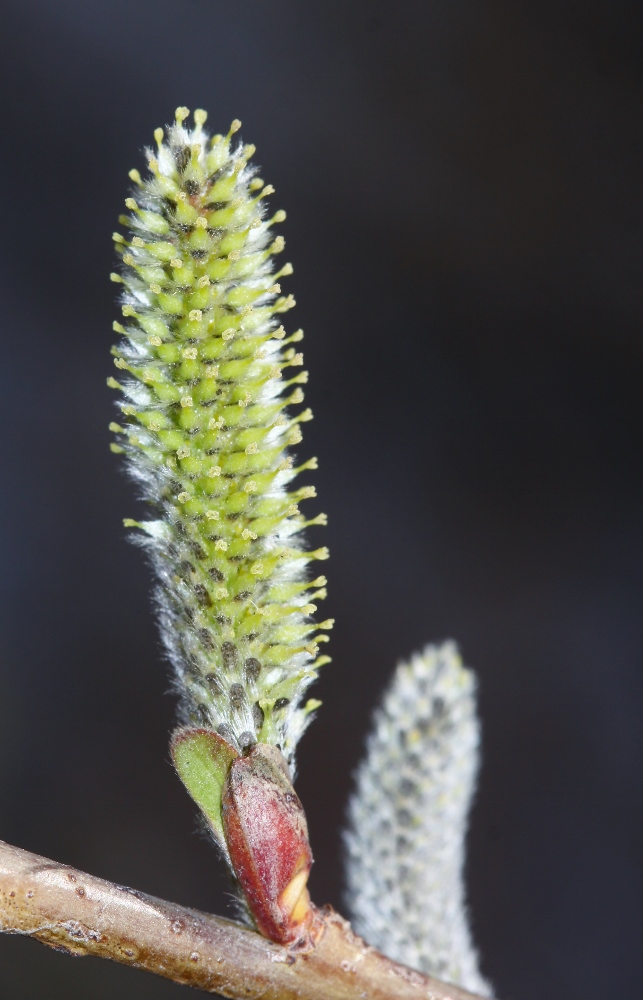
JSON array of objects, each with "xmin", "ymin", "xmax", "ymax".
[{"xmin": 344, "ymin": 642, "xmax": 493, "ymax": 996}]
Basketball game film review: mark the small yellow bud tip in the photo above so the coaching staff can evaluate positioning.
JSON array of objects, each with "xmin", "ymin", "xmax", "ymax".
[
  {"xmin": 109, "ymin": 273, "xmax": 122, "ymax": 283},
  {"xmin": 128, "ymin": 169, "xmax": 142, "ymax": 184},
  {"xmin": 175, "ymin": 106, "xmax": 190, "ymax": 123},
  {"xmin": 154, "ymin": 128, "xmax": 164, "ymax": 145},
  {"xmin": 230, "ymin": 119, "xmax": 242, "ymax": 134},
  {"xmin": 194, "ymin": 109, "xmax": 208, "ymax": 126},
  {"xmin": 278, "ymin": 871, "xmax": 312, "ymax": 927}
]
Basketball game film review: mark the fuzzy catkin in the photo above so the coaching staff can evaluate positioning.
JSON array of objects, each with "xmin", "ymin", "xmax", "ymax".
[
  {"xmin": 109, "ymin": 108, "xmax": 331, "ymax": 766},
  {"xmin": 344, "ymin": 643, "xmax": 492, "ymax": 996}
]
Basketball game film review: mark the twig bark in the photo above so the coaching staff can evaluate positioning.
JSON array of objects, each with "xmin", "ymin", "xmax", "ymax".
[{"xmin": 0, "ymin": 839, "xmax": 486, "ymax": 1000}]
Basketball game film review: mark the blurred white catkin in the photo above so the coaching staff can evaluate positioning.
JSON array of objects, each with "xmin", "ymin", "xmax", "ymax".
[{"xmin": 344, "ymin": 642, "xmax": 493, "ymax": 996}]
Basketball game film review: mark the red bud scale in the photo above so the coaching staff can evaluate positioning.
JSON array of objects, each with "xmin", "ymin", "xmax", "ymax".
[
  {"xmin": 222, "ymin": 744, "xmax": 314, "ymax": 943},
  {"xmin": 171, "ymin": 728, "xmax": 315, "ymax": 945}
]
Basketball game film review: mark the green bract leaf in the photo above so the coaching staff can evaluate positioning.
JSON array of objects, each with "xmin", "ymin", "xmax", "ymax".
[{"xmin": 171, "ymin": 728, "xmax": 239, "ymax": 849}]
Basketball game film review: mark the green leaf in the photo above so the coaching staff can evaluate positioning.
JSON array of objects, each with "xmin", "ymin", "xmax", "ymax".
[{"xmin": 171, "ymin": 728, "xmax": 238, "ymax": 847}]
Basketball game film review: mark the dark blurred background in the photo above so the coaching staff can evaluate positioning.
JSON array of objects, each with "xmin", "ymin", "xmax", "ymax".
[{"xmin": 0, "ymin": 1, "xmax": 642, "ymax": 997}]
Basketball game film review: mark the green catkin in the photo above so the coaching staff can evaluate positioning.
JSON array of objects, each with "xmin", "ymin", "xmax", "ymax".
[{"xmin": 110, "ymin": 108, "xmax": 330, "ymax": 766}]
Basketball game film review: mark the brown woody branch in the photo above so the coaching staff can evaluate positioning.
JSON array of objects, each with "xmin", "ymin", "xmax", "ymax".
[{"xmin": 0, "ymin": 839, "xmax": 486, "ymax": 1000}]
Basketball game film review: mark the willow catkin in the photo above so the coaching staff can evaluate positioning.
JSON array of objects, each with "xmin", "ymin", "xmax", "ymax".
[
  {"xmin": 109, "ymin": 108, "xmax": 331, "ymax": 769},
  {"xmin": 345, "ymin": 642, "xmax": 493, "ymax": 996}
]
